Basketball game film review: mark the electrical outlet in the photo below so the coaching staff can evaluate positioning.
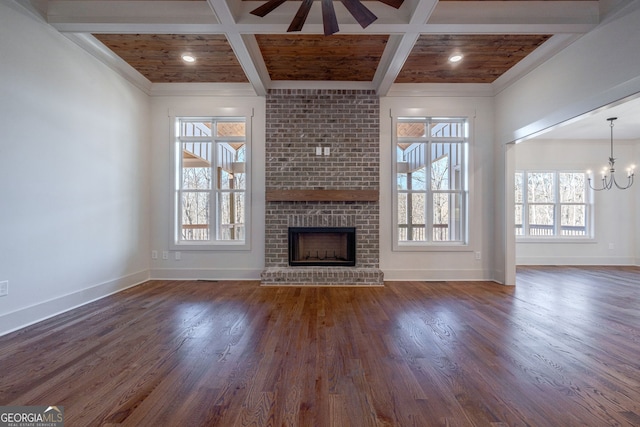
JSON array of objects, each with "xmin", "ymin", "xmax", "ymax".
[
  {"xmin": 324, "ymin": 147, "xmax": 330, "ymax": 156},
  {"xmin": 151, "ymin": 250, "xmax": 158, "ymax": 259},
  {"xmin": 475, "ymin": 251, "xmax": 481, "ymax": 260},
  {"xmin": 608, "ymin": 243, "xmax": 615, "ymax": 250},
  {"xmin": 315, "ymin": 146, "xmax": 322, "ymax": 156},
  {"xmin": 162, "ymin": 251, "xmax": 169, "ymax": 260},
  {"xmin": 0, "ymin": 281, "xmax": 8, "ymax": 297},
  {"xmin": 175, "ymin": 251, "xmax": 181, "ymax": 261}
]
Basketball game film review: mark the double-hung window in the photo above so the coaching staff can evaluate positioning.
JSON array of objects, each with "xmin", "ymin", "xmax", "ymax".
[
  {"xmin": 394, "ymin": 117, "xmax": 469, "ymax": 248},
  {"xmin": 515, "ymin": 171, "xmax": 591, "ymax": 238},
  {"xmin": 173, "ymin": 116, "xmax": 250, "ymax": 249}
]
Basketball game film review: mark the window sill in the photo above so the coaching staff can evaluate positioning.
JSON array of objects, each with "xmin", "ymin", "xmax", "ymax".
[
  {"xmin": 516, "ymin": 237, "xmax": 595, "ymax": 244},
  {"xmin": 393, "ymin": 242, "xmax": 471, "ymax": 252},
  {"xmin": 170, "ymin": 241, "xmax": 250, "ymax": 251}
]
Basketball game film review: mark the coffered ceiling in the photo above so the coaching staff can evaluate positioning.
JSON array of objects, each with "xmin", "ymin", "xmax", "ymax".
[{"xmin": 23, "ymin": 0, "xmax": 621, "ymax": 95}]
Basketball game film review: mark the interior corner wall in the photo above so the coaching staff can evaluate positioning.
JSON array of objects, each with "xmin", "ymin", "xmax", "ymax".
[
  {"xmin": 148, "ymin": 95, "xmax": 266, "ymax": 280},
  {"xmin": 379, "ymin": 96, "xmax": 495, "ymax": 281},
  {"xmin": 0, "ymin": 2, "xmax": 151, "ymax": 336}
]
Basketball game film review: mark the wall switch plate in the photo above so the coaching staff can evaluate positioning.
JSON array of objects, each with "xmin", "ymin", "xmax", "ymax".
[
  {"xmin": 315, "ymin": 146, "xmax": 322, "ymax": 156},
  {"xmin": 151, "ymin": 250, "xmax": 158, "ymax": 259},
  {"xmin": 475, "ymin": 251, "xmax": 481, "ymax": 260},
  {"xmin": 0, "ymin": 281, "xmax": 8, "ymax": 297},
  {"xmin": 175, "ymin": 251, "xmax": 181, "ymax": 261},
  {"xmin": 324, "ymin": 147, "xmax": 330, "ymax": 156},
  {"xmin": 162, "ymin": 251, "xmax": 169, "ymax": 260}
]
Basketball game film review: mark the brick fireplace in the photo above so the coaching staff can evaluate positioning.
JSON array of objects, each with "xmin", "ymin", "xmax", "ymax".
[{"xmin": 260, "ymin": 89, "xmax": 383, "ymax": 286}]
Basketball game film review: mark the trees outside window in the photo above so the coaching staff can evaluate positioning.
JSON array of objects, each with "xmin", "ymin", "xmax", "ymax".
[{"xmin": 515, "ymin": 171, "xmax": 590, "ymax": 237}]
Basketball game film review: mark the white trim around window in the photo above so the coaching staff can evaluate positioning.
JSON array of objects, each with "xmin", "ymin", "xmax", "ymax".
[
  {"xmin": 390, "ymin": 107, "xmax": 475, "ymax": 252},
  {"xmin": 169, "ymin": 107, "xmax": 253, "ymax": 251},
  {"xmin": 515, "ymin": 170, "xmax": 594, "ymax": 242}
]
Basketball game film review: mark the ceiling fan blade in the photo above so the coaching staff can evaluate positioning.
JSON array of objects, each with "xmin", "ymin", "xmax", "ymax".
[
  {"xmin": 377, "ymin": 0, "xmax": 404, "ymax": 9},
  {"xmin": 321, "ymin": 0, "xmax": 340, "ymax": 35},
  {"xmin": 250, "ymin": 0, "xmax": 289, "ymax": 17},
  {"xmin": 288, "ymin": 0, "xmax": 314, "ymax": 32},
  {"xmin": 340, "ymin": 0, "xmax": 377, "ymax": 29}
]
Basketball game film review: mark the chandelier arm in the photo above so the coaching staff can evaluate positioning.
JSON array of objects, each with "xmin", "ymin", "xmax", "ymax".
[
  {"xmin": 588, "ymin": 177, "xmax": 611, "ymax": 191},
  {"xmin": 612, "ymin": 174, "xmax": 634, "ymax": 190}
]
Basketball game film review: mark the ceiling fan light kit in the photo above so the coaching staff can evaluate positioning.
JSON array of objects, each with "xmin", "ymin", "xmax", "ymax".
[{"xmin": 251, "ymin": 0, "xmax": 404, "ymax": 36}]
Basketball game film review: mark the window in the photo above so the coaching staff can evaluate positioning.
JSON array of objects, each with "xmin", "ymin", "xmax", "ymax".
[
  {"xmin": 173, "ymin": 116, "xmax": 250, "ymax": 249},
  {"xmin": 515, "ymin": 171, "xmax": 590, "ymax": 238},
  {"xmin": 394, "ymin": 117, "xmax": 468, "ymax": 248}
]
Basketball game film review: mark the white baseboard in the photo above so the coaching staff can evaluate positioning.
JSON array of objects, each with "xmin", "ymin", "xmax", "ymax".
[
  {"xmin": 516, "ymin": 256, "xmax": 636, "ymax": 265},
  {"xmin": 382, "ymin": 268, "xmax": 494, "ymax": 282},
  {"xmin": 0, "ymin": 270, "xmax": 149, "ymax": 337},
  {"xmin": 150, "ymin": 267, "xmax": 263, "ymax": 281}
]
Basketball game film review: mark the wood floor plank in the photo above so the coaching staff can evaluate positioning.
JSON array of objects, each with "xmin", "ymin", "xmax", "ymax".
[{"xmin": 1, "ymin": 267, "xmax": 640, "ymax": 426}]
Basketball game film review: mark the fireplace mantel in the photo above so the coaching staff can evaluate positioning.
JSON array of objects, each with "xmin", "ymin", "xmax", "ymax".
[{"xmin": 266, "ymin": 189, "xmax": 378, "ymax": 202}]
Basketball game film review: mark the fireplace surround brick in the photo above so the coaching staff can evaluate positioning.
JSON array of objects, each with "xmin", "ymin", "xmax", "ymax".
[{"xmin": 262, "ymin": 89, "xmax": 382, "ymax": 286}]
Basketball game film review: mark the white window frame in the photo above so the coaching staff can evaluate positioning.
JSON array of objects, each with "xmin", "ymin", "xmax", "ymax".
[
  {"xmin": 391, "ymin": 111, "xmax": 472, "ymax": 252},
  {"xmin": 170, "ymin": 108, "xmax": 253, "ymax": 251},
  {"xmin": 515, "ymin": 170, "xmax": 593, "ymax": 241}
]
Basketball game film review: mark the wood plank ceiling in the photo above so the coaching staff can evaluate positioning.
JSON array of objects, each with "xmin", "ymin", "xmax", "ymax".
[
  {"xmin": 44, "ymin": 0, "xmax": 601, "ymax": 93},
  {"xmin": 254, "ymin": 34, "xmax": 389, "ymax": 81},
  {"xmin": 93, "ymin": 34, "xmax": 250, "ymax": 83},
  {"xmin": 396, "ymin": 34, "xmax": 552, "ymax": 84}
]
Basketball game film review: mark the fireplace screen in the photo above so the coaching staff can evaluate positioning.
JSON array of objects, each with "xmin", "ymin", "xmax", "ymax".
[{"xmin": 288, "ymin": 227, "xmax": 356, "ymax": 267}]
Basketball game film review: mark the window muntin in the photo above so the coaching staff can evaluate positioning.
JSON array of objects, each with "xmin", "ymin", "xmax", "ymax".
[
  {"xmin": 395, "ymin": 117, "xmax": 468, "ymax": 246},
  {"xmin": 515, "ymin": 171, "xmax": 590, "ymax": 238},
  {"xmin": 174, "ymin": 117, "xmax": 248, "ymax": 248}
]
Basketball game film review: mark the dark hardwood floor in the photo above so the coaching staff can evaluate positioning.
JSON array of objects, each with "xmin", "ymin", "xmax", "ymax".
[{"xmin": 1, "ymin": 266, "xmax": 639, "ymax": 426}]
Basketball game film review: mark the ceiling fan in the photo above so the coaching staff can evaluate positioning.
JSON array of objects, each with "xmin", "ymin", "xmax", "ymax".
[{"xmin": 250, "ymin": 0, "xmax": 404, "ymax": 36}]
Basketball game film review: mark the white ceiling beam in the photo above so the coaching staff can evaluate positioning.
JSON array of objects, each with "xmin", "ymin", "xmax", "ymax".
[
  {"xmin": 374, "ymin": 0, "xmax": 438, "ymax": 96},
  {"xmin": 47, "ymin": 1, "xmax": 600, "ymax": 35},
  {"xmin": 430, "ymin": 1, "xmax": 600, "ymax": 27},
  {"xmin": 48, "ymin": 21, "xmax": 597, "ymax": 36},
  {"xmin": 206, "ymin": 0, "xmax": 269, "ymax": 96},
  {"xmin": 50, "ymin": 23, "xmax": 224, "ymax": 33},
  {"xmin": 47, "ymin": 1, "xmax": 218, "ymax": 26},
  {"xmin": 374, "ymin": 33, "xmax": 419, "ymax": 96}
]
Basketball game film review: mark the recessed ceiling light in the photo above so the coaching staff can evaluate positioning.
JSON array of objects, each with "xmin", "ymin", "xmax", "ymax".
[
  {"xmin": 182, "ymin": 54, "xmax": 196, "ymax": 63},
  {"xmin": 449, "ymin": 54, "xmax": 463, "ymax": 63}
]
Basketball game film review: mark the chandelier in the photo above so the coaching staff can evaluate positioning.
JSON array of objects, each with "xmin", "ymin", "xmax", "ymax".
[{"xmin": 587, "ymin": 117, "xmax": 635, "ymax": 191}]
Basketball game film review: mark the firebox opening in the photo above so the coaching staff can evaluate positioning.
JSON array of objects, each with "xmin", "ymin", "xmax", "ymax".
[{"xmin": 288, "ymin": 227, "xmax": 356, "ymax": 267}]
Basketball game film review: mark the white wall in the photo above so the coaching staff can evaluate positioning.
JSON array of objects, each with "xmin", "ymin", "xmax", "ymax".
[
  {"xmin": 0, "ymin": 1, "xmax": 151, "ymax": 335},
  {"xmin": 515, "ymin": 140, "xmax": 638, "ymax": 265},
  {"xmin": 379, "ymin": 96, "xmax": 496, "ymax": 281},
  {"xmin": 495, "ymin": 2, "xmax": 640, "ymax": 283},
  {"xmin": 148, "ymin": 96, "xmax": 266, "ymax": 280}
]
